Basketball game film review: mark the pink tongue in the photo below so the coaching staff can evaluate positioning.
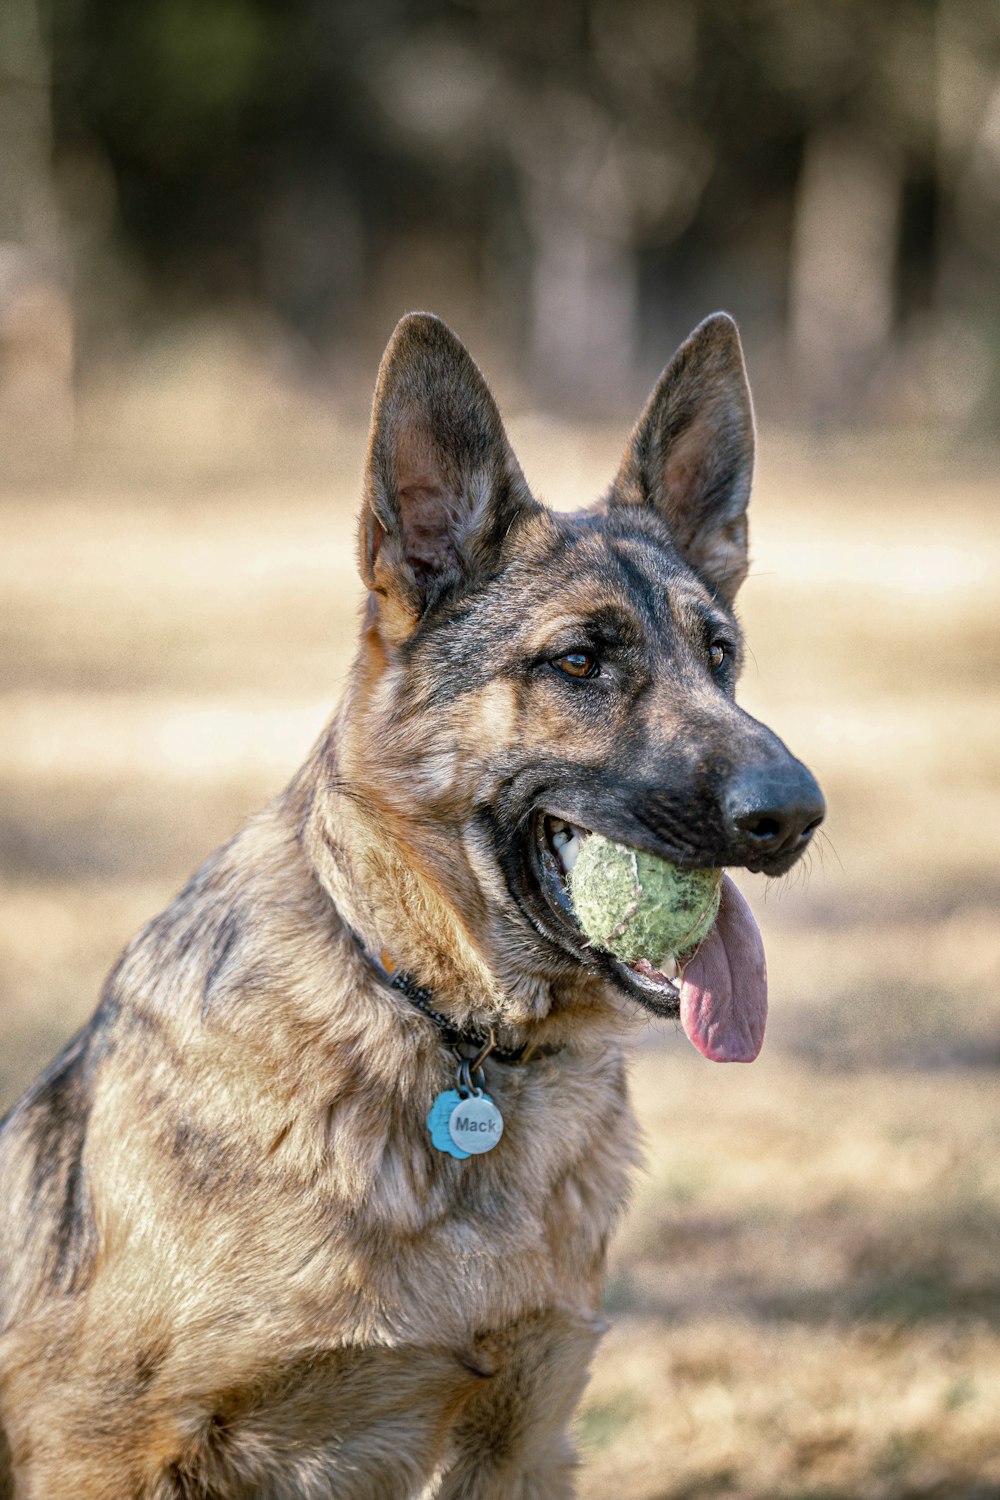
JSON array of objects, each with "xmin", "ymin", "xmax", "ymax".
[{"xmin": 679, "ymin": 875, "xmax": 767, "ymax": 1062}]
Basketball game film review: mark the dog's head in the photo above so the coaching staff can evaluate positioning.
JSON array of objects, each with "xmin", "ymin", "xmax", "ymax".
[{"xmin": 328, "ymin": 313, "xmax": 823, "ymax": 1055}]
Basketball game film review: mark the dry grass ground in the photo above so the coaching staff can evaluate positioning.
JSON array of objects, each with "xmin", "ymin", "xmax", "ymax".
[{"xmin": 1, "ymin": 423, "xmax": 998, "ymax": 1498}]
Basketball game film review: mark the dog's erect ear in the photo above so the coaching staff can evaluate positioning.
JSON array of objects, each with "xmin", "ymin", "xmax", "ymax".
[
  {"xmin": 609, "ymin": 313, "xmax": 755, "ymax": 602},
  {"xmin": 360, "ymin": 313, "xmax": 537, "ymax": 636}
]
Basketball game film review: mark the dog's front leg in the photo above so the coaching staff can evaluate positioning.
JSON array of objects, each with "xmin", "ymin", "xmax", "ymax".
[
  {"xmin": 433, "ymin": 1310, "xmax": 605, "ymax": 1500},
  {"xmin": 0, "ymin": 1310, "xmax": 173, "ymax": 1500},
  {"xmin": 434, "ymin": 1440, "xmax": 580, "ymax": 1500},
  {"xmin": 1, "ymin": 1413, "xmax": 161, "ymax": 1500}
]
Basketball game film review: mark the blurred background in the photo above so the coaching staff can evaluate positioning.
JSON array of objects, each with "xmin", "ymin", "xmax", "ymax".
[{"xmin": 2, "ymin": 2, "xmax": 999, "ymax": 1497}]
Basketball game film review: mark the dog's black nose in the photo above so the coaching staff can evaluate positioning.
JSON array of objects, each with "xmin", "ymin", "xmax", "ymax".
[{"xmin": 725, "ymin": 761, "xmax": 826, "ymax": 860}]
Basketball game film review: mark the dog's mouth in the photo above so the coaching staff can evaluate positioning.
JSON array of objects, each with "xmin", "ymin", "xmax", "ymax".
[
  {"xmin": 535, "ymin": 816, "xmax": 684, "ymax": 1004},
  {"xmin": 531, "ymin": 813, "xmax": 767, "ymax": 1062}
]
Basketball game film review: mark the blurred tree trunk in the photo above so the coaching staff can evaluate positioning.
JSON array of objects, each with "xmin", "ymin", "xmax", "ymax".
[
  {"xmin": 513, "ymin": 90, "xmax": 638, "ymax": 413},
  {"xmin": 932, "ymin": 0, "xmax": 1000, "ymax": 422},
  {"xmin": 528, "ymin": 206, "xmax": 637, "ymax": 414},
  {"xmin": 0, "ymin": 0, "xmax": 73, "ymax": 467},
  {"xmin": 788, "ymin": 125, "xmax": 902, "ymax": 423}
]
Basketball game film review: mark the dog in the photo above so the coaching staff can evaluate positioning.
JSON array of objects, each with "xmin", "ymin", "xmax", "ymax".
[{"xmin": 0, "ymin": 311, "xmax": 823, "ymax": 1498}]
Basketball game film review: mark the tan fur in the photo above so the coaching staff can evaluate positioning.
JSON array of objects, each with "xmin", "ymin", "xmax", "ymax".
[
  {"xmin": 0, "ymin": 311, "xmax": 802, "ymax": 1498},
  {"xmin": 0, "ymin": 774, "xmax": 633, "ymax": 1497}
]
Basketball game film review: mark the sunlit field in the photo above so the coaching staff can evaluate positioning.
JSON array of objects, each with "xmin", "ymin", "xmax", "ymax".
[{"xmin": 1, "ymin": 424, "xmax": 998, "ymax": 1499}]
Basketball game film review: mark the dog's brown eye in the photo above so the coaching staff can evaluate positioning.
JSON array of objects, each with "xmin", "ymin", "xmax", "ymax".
[
  {"xmin": 709, "ymin": 642, "xmax": 728, "ymax": 671},
  {"xmin": 551, "ymin": 651, "xmax": 599, "ymax": 680}
]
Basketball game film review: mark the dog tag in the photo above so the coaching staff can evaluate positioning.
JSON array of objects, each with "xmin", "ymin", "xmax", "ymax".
[
  {"xmin": 447, "ymin": 1094, "xmax": 504, "ymax": 1155},
  {"xmin": 427, "ymin": 1089, "xmax": 470, "ymax": 1159},
  {"xmin": 426, "ymin": 1089, "xmax": 504, "ymax": 1159}
]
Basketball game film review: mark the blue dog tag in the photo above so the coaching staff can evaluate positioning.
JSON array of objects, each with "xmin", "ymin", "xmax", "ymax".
[
  {"xmin": 427, "ymin": 1089, "xmax": 504, "ymax": 1159},
  {"xmin": 427, "ymin": 1089, "xmax": 470, "ymax": 1159}
]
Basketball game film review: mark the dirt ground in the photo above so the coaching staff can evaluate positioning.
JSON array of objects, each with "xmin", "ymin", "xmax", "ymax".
[{"xmin": 1, "ymin": 422, "xmax": 998, "ymax": 1498}]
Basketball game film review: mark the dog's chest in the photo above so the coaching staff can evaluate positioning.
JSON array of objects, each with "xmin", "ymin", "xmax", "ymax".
[
  {"xmin": 316, "ymin": 1049, "xmax": 635, "ymax": 1343},
  {"xmin": 162, "ymin": 1303, "xmax": 607, "ymax": 1499},
  {"xmin": 152, "ymin": 1058, "xmax": 630, "ymax": 1497}
]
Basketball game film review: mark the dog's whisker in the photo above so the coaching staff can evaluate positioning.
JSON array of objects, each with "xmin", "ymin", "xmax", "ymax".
[{"xmin": 812, "ymin": 827, "xmax": 843, "ymax": 875}]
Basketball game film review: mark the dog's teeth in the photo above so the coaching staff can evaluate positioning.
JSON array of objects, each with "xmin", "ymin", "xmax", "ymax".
[{"xmin": 553, "ymin": 828, "xmax": 581, "ymax": 874}]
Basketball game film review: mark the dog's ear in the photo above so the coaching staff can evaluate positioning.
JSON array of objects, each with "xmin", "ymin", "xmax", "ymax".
[
  {"xmin": 360, "ymin": 313, "xmax": 537, "ymax": 638},
  {"xmin": 609, "ymin": 313, "xmax": 755, "ymax": 602}
]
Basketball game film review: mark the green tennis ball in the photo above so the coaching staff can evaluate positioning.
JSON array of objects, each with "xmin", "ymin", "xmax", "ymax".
[{"xmin": 568, "ymin": 835, "xmax": 722, "ymax": 963}]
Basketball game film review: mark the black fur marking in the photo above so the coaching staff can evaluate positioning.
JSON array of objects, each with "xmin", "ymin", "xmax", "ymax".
[
  {"xmin": 169, "ymin": 1118, "xmax": 253, "ymax": 1197},
  {"xmin": 204, "ymin": 910, "xmax": 241, "ymax": 1000},
  {"xmin": 21, "ymin": 1033, "xmax": 97, "ymax": 1293},
  {"xmin": 608, "ymin": 543, "xmax": 662, "ymax": 620},
  {"xmin": 133, "ymin": 1336, "xmax": 170, "ymax": 1393}
]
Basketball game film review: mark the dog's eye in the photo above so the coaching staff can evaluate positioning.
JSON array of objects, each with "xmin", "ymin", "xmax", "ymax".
[
  {"xmin": 709, "ymin": 642, "xmax": 728, "ymax": 672},
  {"xmin": 551, "ymin": 651, "xmax": 599, "ymax": 680}
]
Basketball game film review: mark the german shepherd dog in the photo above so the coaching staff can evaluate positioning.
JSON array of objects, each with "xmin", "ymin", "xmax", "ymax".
[{"xmin": 0, "ymin": 313, "xmax": 823, "ymax": 1498}]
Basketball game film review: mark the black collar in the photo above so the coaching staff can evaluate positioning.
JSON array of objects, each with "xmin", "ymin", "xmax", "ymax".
[{"xmin": 348, "ymin": 926, "xmax": 559, "ymax": 1066}]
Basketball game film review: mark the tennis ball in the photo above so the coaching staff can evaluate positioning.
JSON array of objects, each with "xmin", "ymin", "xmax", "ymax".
[{"xmin": 568, "ymin": 835, "xmax": 722, "ymax": 963}]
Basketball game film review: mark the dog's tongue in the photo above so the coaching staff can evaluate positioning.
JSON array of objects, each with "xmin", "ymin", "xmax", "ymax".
[{"xmin": 678, "ymin": 875, "xmax": 767, "ymax": 1062}]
